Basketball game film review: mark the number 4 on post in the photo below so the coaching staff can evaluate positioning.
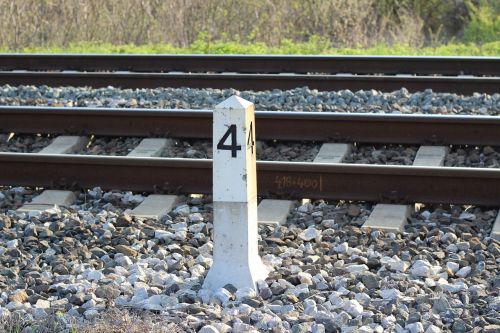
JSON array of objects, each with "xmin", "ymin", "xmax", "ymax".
[{"xmin": 217, "ymin": 124, "xmax": 241, "ymax": 158}]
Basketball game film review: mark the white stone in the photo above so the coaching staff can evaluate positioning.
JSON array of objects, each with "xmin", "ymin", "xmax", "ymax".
[
  {"xmin": 131, "ymin": 287, "xmax": 149, "ymax": 303},
  {"xmin": 355, "ymin": 292, "xmax": 371, "ymax": 304},
  {"xmin": 343, "ymin": 299, "xmax": 363, "ymax": 317},
  {"xmin": 439, "ymin": 281, "xmax": 467, "ymax": 293},
  {"xmin": 115, "ymin": 255, "xmax": 133, "ymax": 268},
  {"xmin": 425, "ymin": 325, "xmax": 441, "ymax": 333},
  {"xmin": 303, "ymin": 299, "xmax": 317, "ymax": 316},
  {"xmin": 189, "ymin": 213, "xmax": 204, "ymax": 223},
  {"xmin": 381, "ymin": 315, "xmax": 396, "ymax": 329},
  {"xmin": 410, "ymin": 260, "xmax": 440, "ymax": 277},
  {"xmin": 442, "ymin": 232, "xmax": 458, "ymax": 243},
  {"xmin": 380, "ymin": 288, "xmax": 401, "ymax": 301},
  {"xmin": 446, "ymin": 261, "xmax": 460, "ymax": 273},
  {"xmin": 121, "ymin": 192, "xmax": 144, "ymax": 205},
  {"xmin": 203, "ymin": 96, "xmax": 268, "ymax": 291},
  {"xmin": 87, "ymin": 270, "xmax": 104, "ymax": 281},
  {"xmin": 380, "ymin": 256, "xmax": 409, "ymax": 272},
  {"xmin": 199, "ymin": 325, "xmax": 219, "ymax": 333},
  {"xmin": 171, "ymin": 222, "xmax": 187, "ymax": 232},
  {"xmin": 198, "ymin": 289, "xmax": 212, "ymax": 304},
  {"xmin": 405, "ymin": 322, "xmax": 424, "ymax": 333},
  {"xmin": 456, "ymin": 242, "xmax": 470, "ymax": 251},
  {"xmin": 155, "ymin": 230, "xmax": 174, "ymax": 240},
  {"xmin": 446, "ymin": 244, "xmax": 458, "ymax": 252},
  {"xmin": 421, "ymin": 210, "xmax": 431, "ymax": 219},
  {"xmin": 489, "ymin": 297, "xmax": 500, "ymax": 311},
  {"xmin": 334, "ymin": 242, "xmax": 349, "ymax": 253},
  {"xmin": 328, "ymin": 292, "xmax": 344, "ymax": 309},
  {"xmin": 238, "ymin": 303, "xmax": 253, "ymax": 316},
  {"xmin": 456, "ymin": 266, "xmax": 471, "ymax": 278},
  {"xmin": 459, "ymin": 212, "xmax": 476, "ymax": 220},
  {"xmin": 188, "ymin": 223, "xmax": 205, "ymax": 234},
  {"xmin": 84, "ymin": 309, "xmax": 99, "ymax": 320},
  {"xmin": 298, "ymin": 226, "xmax": 320, "ymax": 241},
  {"xmin": 298, "ymin": 272, "xmax": 313, "ymax": 285},
  {"xmin": 322, "ymin": 219, "xmax": 336, "ymax": 228},
  {"xmin": 233, "ymin": 322, "xmax": 257, "ymax": 333},
  {"xmin": 262, "ymin": 254, "xmax": 282, "ymax": 267},
  {"xmin": 312, "ymin": 323, "xmax": 326, "ymax": 333},
  {"xmin": 35, "ymin": 299, "xmax": 50, "ymax": 309},
  {"xmin": 31, "ymin": 308, "xmax": 47, "ymax": 319},
  {"xmin": 213, "ymin": 287, "xmax": 232, "ymax": 304},
  {"xmin": 190, "ymin": 264, "xmax": 206, "ymax": 277},
  {"xmin": 213, "ymin": 323, "xmax": 232, "ymax": 333},
  {"xmin": 5, "ymin": 301, "xmax": 23, "ymax": 310},
  {"xmin": 199, "ymin": 242, "xmax": 213, "ymax": 256},
  {"xmin": 114, "ymin": 296, "xmax": 129, "ymax": 306},
  {"xmin": 297, "ymin": 203, "xmax": 312, "ymax": 213},
  {"xmin": 344, "ymin": 264, "xmax": 369, "ymax": 275},
  {"xmin": 235, "ymin": 287, "xmax": 257, "ymax": 300},
  {"xmin": 195, "ymin": 254, "xmax": 213, "ymax": 266},
  {"xmin": 6, "ymin": 240, "xmax": 18, "ymax": 248},
  {"xmin": 141, "ymin": 295, "xmax": 178, "ymax": 310},
  {"xmin": 173, "ymin": 204, "xmax": 190, "ymax": 216}
]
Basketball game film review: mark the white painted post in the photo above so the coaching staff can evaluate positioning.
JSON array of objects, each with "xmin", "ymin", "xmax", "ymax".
[{"xmin": 203, "ymin": 96, "xmax": 269, "ymax": 290}]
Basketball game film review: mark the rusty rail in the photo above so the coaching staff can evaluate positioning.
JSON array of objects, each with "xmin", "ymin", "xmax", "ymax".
[
  {"xmin": 0, "ymin": 71, "xmax": 497, "ymax": 94},
  {"xmin": 0, "ymin": 153, "xmax": 499, "ymax": 205},
  {"xmin": 1, "ymin": 106, "xmax": 500, "ymax": 145},
  {"xmin": 0, "ymin": 54, "xmax": 498, "ymax": 75}
]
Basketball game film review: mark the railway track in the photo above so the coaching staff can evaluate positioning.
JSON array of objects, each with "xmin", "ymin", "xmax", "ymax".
[
  {"xmin": 1, "ymin": 94, "xmax": 499, "ymax": 332},
  {"xmin": 1, "ymin": 106, "xmax": 500, "ymax": 205},
  {"xmin": 0, "ymin": 54, "xmax": 499, "ymax": 93}
]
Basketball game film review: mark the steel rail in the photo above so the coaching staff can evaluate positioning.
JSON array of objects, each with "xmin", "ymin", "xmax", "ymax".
[
  {"xmin": 0, "ymin": 54, "xmax": 498, "ymax": 76},
  {"xmin": 0, "ymin": 71, "xmax": 497, "ymax": 94},
  {"xmin": 0, "ymin": 153, "xmax": 499, "ymax": 205},
  {"xmin": 1, "ymin": 106, "xmax": 500, "ymax": 145}
]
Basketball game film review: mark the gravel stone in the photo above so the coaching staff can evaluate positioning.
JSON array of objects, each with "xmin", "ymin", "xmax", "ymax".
[
  {"xmin": 0, "ymin": 189, "xmax": 498, "ymax": 331},
  {"xmin": 344, "ymin": 144, "xmax": 417, "ymax": 165},
  {"xmin": 1, "ymin": 86, "xmax": 498, "ymax": 115},
  {"xmin": 455, "ymin": 266, "xmax": 471, "ymax": 278},
  {"xmin": 76, "ymin": 136, "xmax": 142, "ymax": 156},
  {"xmin": 343, "ymin": 299, "xmax": 363, "ymax": 317},
  {"xmin": 298, "ymin": 226, "xmax": 320, "ymax": 241},
  {"xmin": 0, "ymin": 133, "xmax": 53, "ymax": 153},
  {"xmin": 406, "ymin": 322, "xmax": 425, "ymax": 333},
  {"xmin": 199, "ymin": 325, "xmax": 219, "ymax": 333},
  {"xmin": 445, "ymin": 146, "xmax": 500, "ymax": 168},
  {"xmin": 161, "ymin": 139, "xmax": 320, "ymax": 162}
]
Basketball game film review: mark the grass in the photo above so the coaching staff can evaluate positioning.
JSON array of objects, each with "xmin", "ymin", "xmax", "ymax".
[
  {"xmin": 0, "ymin": 308, "xmax": 184, "ymax": 333},
  {"xmin": 3, "ymin": 39, "xmax": 499, "ymax": 56}
]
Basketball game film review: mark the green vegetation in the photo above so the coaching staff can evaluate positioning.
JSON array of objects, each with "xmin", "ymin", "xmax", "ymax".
[
  {"xmin": 463, "ymin": 0, "xmax": 500, "ymax": 44},
  {"xmin": 8, "ymin": 40, "xmax": 500, "ymax": 57}
]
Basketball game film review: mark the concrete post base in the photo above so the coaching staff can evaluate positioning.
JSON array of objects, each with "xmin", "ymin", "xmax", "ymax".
[{"xmin": 202, "ymin": 201, "xmax": 269, "ymax": 290}]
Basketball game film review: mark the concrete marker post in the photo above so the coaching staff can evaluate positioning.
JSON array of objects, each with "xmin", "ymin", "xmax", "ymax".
[{"xmin": 202, "ymin": 95, "xmax": 269, "ymax": 290}]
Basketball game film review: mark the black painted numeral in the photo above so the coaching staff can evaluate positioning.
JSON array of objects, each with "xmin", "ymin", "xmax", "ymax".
[{"xmin": 217, "ymin": 124, "xmax": 241, "ymax": 157}]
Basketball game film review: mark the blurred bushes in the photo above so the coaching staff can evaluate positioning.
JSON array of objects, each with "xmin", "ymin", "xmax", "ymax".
[
  {"xmin": 463, "ymin": 0, "xmax": 500, "ymax": 43},
  {"xmin": 0, "ymin": 0, "xmax": 497, "ymax": 51}
]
